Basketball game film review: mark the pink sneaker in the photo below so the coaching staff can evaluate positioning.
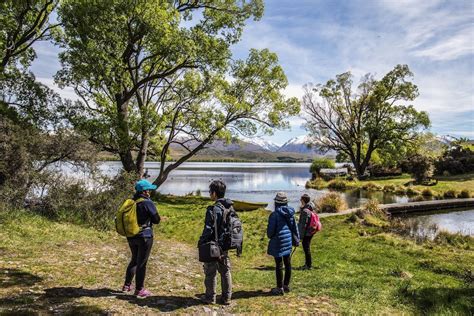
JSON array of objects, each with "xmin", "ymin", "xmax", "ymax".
[
  {"xmin": 122, "ymin": 284, "xmax": 133, "ymax": 293},
  {"xmin": 135, "ymin": 288, "xmax": 152, "ymax": 299}
]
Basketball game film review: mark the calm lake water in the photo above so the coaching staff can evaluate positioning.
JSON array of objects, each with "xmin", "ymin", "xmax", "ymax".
[{"xmin": 100, "ymin": 161, "xmax": 473, "ymax": 235}]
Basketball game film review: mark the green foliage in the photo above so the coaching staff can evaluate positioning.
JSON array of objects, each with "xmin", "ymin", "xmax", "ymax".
[
  {"xmin": 310, "ymin": 157, "xmax": 335, "ymax": 176},
  {"xmin": 0, "ymin": 0, "xmax": 58, "ymax": 71},
  {"xmin": 435, "ymin": 144, "xmax": 474, "ymax": 176},
  {"xmin": 403, "ymin": 154, "xmax": 434, "ymax": 184},
  {"xmin": 316, "ymin": 192, "xmax": 347, "ymax": 213},
  {"xmin": 303, "ymin": 65, "xmax": 430, "ymax": 178},
  {"xmin": 56, "ymin": 0, "xmax": 299, "ymax": 184}
]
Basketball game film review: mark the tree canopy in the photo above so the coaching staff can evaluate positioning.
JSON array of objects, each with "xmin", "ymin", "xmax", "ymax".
[
  {"xmin": 56, "ymin": 0, "xmax": 299, "ymax": 186},
  {"xmin": 303, "ymin": 65, "xmax": 430, "ymax": 178}
]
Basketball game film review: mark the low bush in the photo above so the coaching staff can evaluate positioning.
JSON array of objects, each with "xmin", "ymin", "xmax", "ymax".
[
  {"xmin": 383, "ymin": 184, "xmax": 396, "ymax": 193},
  {"xmin": 316, "ymin": 192, "xmax": 347, "ymax": 213},
  {"xmin": 305, "ymin": 178, "xmax": 327, "ymax": 190},
  {"xmin": 362, "ymin": 182, "xmax": 382, "ymax": 191},
  {"xmin": 395, "ymin": 186, "xmax": 407, "ymax": 195},
  {"xmin": 412, "ymin": 195, "xmax": 425, "ymax": 202},
  {"xmin": 443, "ymin": 190, "xmax": 457, "ymax": 199},
  {"xmin": 434, "ymin": 231, "xmax": 473, "ymax": 249},
  {"xmin": 421, "ymin": 188, "xmax": 434, "ymax": 197},
  {"xmin": 328, "ymin": 179, "xmax": 349, "ymax": 190},
  {"xmin": 458, "ymin": 190, "xmax": 470, "ymax": 198},
  {"xmin": 29, "ymin": 172, "xmax": 135, "ymax": 230},
  {"xmin": 406, "ymin": 187, "xmax": 420, "ymax": 196}
]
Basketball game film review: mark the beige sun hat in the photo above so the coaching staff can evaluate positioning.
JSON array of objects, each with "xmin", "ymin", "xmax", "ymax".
[{"xmin": 274, "ymin": 191, "xmax": 288, "ymax": 204}]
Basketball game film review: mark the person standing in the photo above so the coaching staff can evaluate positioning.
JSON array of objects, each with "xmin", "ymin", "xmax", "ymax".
[
  {"xmin": 122, "ymin": 179, "xmax": 160, "ymax": 299},
  {"xmin": 298, "ymin": 193, "xmax": 316, "ymax": 270},
  {"xmin": 267, "ymin": 192, "xmax": 299, "ymax": 295},
  {"xmin": 198, "ymin": 180, "xmax": 233, "ymax": 305}
]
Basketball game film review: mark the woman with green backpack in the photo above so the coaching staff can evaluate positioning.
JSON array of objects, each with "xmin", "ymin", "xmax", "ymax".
[{"xmin": 119, "ymin": 179, "xmax": 161, "ymax": 299}]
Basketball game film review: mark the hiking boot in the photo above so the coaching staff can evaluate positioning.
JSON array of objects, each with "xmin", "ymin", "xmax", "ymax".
[
  {"xmin": 283, "ymin": 285, "xmax": 291, "ymax": 293},
  {"xmin": 301, "ymin": 265, "xmax": 312, "ymax": 270},
  {"xmin": 122, "ymin": 284, "xmax": 133, "ymax": 293},
  {"xmin": 270, "ymin": 287, "xmax": 284, "ymax": 295},
  {"xmin": 199, "ymin": 295, "xmax": 216, "ymax": 305},
  {"xmin": 135, "ymin": 288, "xmax": 152, "ymax": 299},
  {"xmin": 220, "ymin": 297, "xmax": 232, "ymax": 305}
]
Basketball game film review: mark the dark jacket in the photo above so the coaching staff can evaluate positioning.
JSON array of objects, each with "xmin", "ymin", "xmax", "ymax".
[
  {"xmin": 267, "ymin": 204, "xmax": 299, "ymax": 258},
  {"xmin": 298, "ymin": 203, "xmax": 313, "ymax": 237},
  {"xmin": 198, "ymin": 198, "xmax": 233, "ymax": 249},
  {"xmin": 128, "ymin": 193, "xmax": 160, "ymax": 239}
]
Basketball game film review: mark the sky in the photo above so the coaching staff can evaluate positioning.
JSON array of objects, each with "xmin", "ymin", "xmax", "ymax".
[{"xmin": 31, "ymin": 0, "xmax": 474, "ymax": 146}]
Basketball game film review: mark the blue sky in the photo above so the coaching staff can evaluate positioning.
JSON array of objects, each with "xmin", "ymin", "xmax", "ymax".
[{"xmin": 31, "ymin": 0, "xmax": 473, "ymax": 145}]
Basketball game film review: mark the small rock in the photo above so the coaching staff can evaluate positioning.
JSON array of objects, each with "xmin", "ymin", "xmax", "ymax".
[{"xmin": 203, "ymin": 307, "xmax": 212, "ymax": 313}]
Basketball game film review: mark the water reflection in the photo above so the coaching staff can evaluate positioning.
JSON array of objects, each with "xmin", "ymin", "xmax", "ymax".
[
  {"xmin": 396, "ymin": 209, "xmax": 474, "ymax": 237},
  {"xmin": 99, "ymin": 162, "xmax": 408, "ymax": 210}
]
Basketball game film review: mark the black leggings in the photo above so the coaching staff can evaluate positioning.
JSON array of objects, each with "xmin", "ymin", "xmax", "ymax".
[
  {"xmin": 274, "ymin": 255, "xmax": 291, "ymax": 288},
  {"xmin": 124, "ymin": 237, "xmax": 153, "ymax": 290},
  {"xmin": 302, "ymin": 235, "xmax": 313, "ymax": 268}
]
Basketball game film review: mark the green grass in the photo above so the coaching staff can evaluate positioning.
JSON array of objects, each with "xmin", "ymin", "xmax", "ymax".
[{"xmin": 1, "ymin": 198, "xmax": 473, "ymax": 314}]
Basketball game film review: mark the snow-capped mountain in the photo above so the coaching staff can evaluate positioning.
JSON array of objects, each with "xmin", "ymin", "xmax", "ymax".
[
  {"xmin": 277, "ymin": 135, "xmax": 313, "ymax": 153},
  {"xmin": 238, "ymin": 136, "xmax": 280, "ymax": 152}
]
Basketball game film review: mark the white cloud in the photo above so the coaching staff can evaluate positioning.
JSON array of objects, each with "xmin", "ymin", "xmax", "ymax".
[
  {"xmin": 36, "ymin": 77, "xmax": 79, "ymax": 101},
  {"xmin": 414, "ymin": 29, "xmax": 473, "ymax": 61}
]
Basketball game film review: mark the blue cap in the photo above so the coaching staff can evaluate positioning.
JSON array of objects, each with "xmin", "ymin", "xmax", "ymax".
[{"xmin": 135, "ymin": 179, "xmax": 157, "ymax": 192}]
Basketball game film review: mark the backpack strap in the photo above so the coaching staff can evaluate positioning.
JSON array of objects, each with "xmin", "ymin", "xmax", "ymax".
[{"xmin": 212, "ymin": 206, "xmax": 218, "ymax": 242}]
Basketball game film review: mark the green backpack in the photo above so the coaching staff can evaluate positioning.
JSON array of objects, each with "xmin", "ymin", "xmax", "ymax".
[{"xmin": 115, "ymin": 198, "xmax": 144, "ymax": 237}]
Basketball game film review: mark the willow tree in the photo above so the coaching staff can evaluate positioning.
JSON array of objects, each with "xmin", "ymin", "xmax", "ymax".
[
  {"xmin": 56, "ymin": 0, "xmax": 299, "ymax": 184},
  {"xmin": 303, "ymin": 65, "xmax": 430, "ymax": 178}
]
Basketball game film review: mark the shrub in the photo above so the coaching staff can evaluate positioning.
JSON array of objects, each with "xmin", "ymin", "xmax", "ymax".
[
  {"xmin": 328, "ymin": 179, "xmax": 349, "ymax": 190},
  {"xmin": 458, "ymin": 190, "xmax": 470, "ymax": 198},
  {"xmin": 435, "ymin": 145, "xmax": 474, "ymax": 176},
  {"xmin": 383, "ymin": 184, "xmax": 396, "ymax": 193},
  {"xmin": 316, "ymin": 192, "xmax": 347, "ymax": 213},
  {"xmin": 421, "ymin": 188, "xmax": 434, "ymax": 197},
  {"xmin": 305, "ymin": 178, "xmax": 326, "ymax": 190},
  {"xmin": 443, "ymin": 190, "xmax": 457, "ymax": 199},
  {"xmin": 310, "ymin": 157, "xmax": 335, "ymax": 179},
  {"xmin": 358, "ymin": 199, "xmax": 388, "ymax": 223},
  {"xmin": 362, "ymin": 182, "xmax": 382, "ymax": 191},
  {"xmin": 395, "ymin": 186, "xmax": 407, "ymax": 195},
  {"xmin": 406, "ymin": 187, "xmax": 420, "ymax": 196},
  {"xmin": 403, "ymin": 154, "xmax": 434, "ymax": 184},
  {"xmin": 31, "ymin": 172, "xmax": 135, "ymax": 230}
]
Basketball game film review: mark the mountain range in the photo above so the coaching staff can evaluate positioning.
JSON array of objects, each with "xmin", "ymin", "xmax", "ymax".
[{"xmin": 168, "ymin": 134, "xmax": 464, "ymax": 162}]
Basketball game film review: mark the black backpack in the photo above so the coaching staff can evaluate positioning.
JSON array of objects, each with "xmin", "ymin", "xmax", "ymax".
[{"xmin": 217, "ymin": 203, "xmax": 243, "ymax": 256}]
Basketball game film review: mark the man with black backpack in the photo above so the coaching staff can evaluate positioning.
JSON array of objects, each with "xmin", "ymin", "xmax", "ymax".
[{"xmin": 198, "ymin": 180, "xmax": 242, "ymax": 305}]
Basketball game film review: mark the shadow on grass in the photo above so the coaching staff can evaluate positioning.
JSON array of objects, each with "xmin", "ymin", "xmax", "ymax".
[
  {"xmin": 0, "ymin": 268, "xmax": 42, "ymax": 287},
  {"xmin": 398, "ymin": 285, "xmax": 474, "ymax": 314},
  {"xmin": 253, "ymin": 265, "xmax": 274, "ymax": 271}
]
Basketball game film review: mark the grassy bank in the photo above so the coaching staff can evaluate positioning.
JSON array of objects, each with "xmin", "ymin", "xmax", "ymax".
[
  {"xmin": 306, "ymin": 173, "xmax": 474, "ymax": 197},
  {"xmin": 1, "ymin": 197, "xmax": 473, "ymax": 314}
]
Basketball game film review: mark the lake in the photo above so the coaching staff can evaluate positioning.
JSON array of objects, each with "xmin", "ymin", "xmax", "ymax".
[
  {"xmin": 100, "ymin": 161, "xmax": 408, "ymax": 209},
  {"xmin": 99, "ymin": 161, "xmax": 473, "ymax": 236}
]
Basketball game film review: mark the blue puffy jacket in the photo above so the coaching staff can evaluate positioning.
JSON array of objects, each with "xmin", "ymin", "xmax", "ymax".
[{"xmin": 267, "ymin": 205, "xmax": 299, "ymax": 258}]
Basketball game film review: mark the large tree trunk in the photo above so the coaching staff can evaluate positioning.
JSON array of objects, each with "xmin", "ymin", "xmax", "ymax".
[{"xmin": 115, "ymin": 95, "xmax": 136, "ymax": 172}]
